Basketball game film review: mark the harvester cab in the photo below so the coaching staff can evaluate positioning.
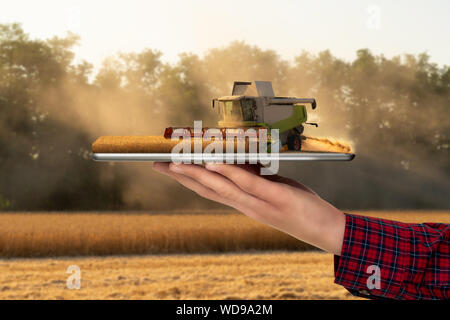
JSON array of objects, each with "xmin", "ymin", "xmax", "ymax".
[{"xmin": 211, "ymin": 81, "xmax": 317, "ymax": 151}]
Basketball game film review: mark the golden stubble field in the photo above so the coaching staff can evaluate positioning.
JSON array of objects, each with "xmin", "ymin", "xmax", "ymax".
[
  {"xmin": 0, "ymin": 252, "xmax": 353, "ymax": 300},
  {"xmin": 0, "ymin": 210, "xmax": 448, "ymax": 299}
]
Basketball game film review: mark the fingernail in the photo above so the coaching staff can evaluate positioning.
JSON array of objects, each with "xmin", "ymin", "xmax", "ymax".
[{"xmin": 205, "ymin": 163, "xmax": 217, "ymax": 171}]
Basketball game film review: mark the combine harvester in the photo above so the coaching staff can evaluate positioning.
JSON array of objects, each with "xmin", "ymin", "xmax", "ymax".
[
  {"xmin": 165, "ymin": 81, "xmax": 318, "ymax": 152},
  {"xmin": 92, "ymin": 81, "xmax": 354, "ymax": 162}
]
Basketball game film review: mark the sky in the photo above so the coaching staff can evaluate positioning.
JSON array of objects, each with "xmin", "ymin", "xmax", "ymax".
[{"xmin": 1, "ymin": 0, "xmax": 449, "ymax": 68}]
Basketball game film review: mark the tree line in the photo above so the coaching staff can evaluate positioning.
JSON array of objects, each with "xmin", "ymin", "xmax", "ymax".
[{"xmin": 0, "ymin": 23, "xmax": 448, "ymax": 210}]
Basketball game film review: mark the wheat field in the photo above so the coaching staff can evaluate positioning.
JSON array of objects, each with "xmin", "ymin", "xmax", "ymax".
[
  {"xmin": 0, "ymin": 251, "xmax": 357, "ymax": 300},
  {"xmin": 0, "ymin": 211, "xmax": 448, "ymax": 258},
  {"xmin": 0, "ymin": 212, "xmax": 313, "ymax": 257},
  {"xmin": 0, "ymin": 211, "xmax": 448, "ymax": 300}
]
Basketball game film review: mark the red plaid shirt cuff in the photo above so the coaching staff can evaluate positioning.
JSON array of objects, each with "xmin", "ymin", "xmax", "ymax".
[{"xmin": 334, "ymin": 213, "xmax": 450, "ymax": 300}]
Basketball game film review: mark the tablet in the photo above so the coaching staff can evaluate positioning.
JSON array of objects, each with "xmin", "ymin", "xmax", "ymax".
[{"xmin": 92, "ymin": 152, "xmax": 355, "ymax": 162}]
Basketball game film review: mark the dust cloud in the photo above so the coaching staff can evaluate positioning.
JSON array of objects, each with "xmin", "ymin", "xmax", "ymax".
[
  {"xmin": 42, "ymin": 47, "xmax": 450, "ymax": 210},
  {"xmin": 302, "ymin": 136, "xmax": 352, "ymax": 153},
  {"xmin": 1, "ymin": 31, "xmax": 448, "ymax": 210}
]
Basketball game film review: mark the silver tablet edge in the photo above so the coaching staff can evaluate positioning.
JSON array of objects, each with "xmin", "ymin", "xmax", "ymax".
[{"xmin": 92, "ymin": 152, "xmax": 355, "ymax": 162}]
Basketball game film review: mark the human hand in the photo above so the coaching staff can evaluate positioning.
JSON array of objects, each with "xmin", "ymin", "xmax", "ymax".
[{"xmin": 152, "ymin": 162, "xmax": 345, "ymax": 255}]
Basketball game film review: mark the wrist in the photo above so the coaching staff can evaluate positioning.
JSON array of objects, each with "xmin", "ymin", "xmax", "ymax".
[{"xmin": 290, "ymin": 200, "xmax": 346, "ymax": 255}]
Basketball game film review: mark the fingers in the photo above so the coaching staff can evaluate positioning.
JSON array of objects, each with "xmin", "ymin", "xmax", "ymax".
[
  {"xmin": 153, "ymin": 162, "xmax": 264, "ymax": 211},
  {"xmin": 168, "ymin": 163, "xmax": 263, "ymax": 207},
  {"xmin": 204, "ymin": 163, "xmax": 287, "ymax": 204},
  {"xmin": 152, "ymin": 162, "xmax": 235, "ymax": 207},
  {"xmin": 264, "ymin": 175, "xmax": 317, "ymax": 195},
  {"xmin": 214, "ymin": 163, "xmax": 316, "ymax": 195},
  {"xmin": 154, "ymin": 162, "xmax": 316, "ymax": 199},
  {"xmin": 152, "ymin": 162, "xmax": 314, "ymax": 227},
  {"xmin": 234, "ymin": 163, "xmax": 263, "ymax": 175},
  {"xmin": 152, "ymin": 162, "xmax": 171, "ymax": 174}
]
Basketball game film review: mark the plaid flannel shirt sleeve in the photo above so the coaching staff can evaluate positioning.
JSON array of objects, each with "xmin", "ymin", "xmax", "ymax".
[{"xmin": 334, "ymin": 213, "xmax": 450, "ymax": 300}]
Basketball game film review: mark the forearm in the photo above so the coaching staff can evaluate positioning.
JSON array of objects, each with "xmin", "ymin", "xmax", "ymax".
[{"xmin": 280, "ymin": 193, "xmax": 346, "ymax": 256}]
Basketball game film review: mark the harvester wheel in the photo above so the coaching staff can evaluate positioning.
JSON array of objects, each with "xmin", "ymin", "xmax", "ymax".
[{"xmin": 287, "ymin": 135, "xmax": 302, "ymax": 151}]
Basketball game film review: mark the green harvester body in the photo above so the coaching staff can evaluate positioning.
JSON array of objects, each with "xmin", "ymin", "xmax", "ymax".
[{"xmin": 211, "ymin": 81, "xmax": 317, "ymax": 151}]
